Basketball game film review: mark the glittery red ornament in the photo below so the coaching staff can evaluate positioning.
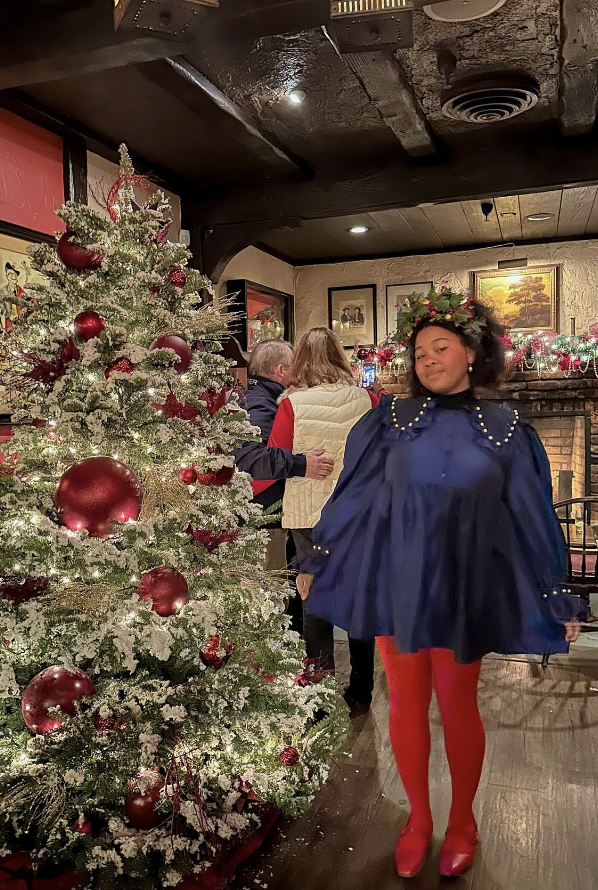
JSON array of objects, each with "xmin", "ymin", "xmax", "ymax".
[
  {"xmin": 167, "ymin": 264, "xmax": 187, "ymax": 288},
  {"xmin": 125, "ymin": 772, "xmax": 165, "ymax": 829},
  {"xmin": 104, "ymin": 357, "xmax": 134, "ymax": 378},
  {"xmin": 149, "ymin": 335, "xmax": 192, "ymax": 375},
  {"xmin": 57, "ymin": 232, "xmax": 103, "ymax": 271},
  {"xmin": 73, "ymin": 816, "xmax": 93, "ymax": 835},
  {"xmin": 73, "ymin": 311, "xmax": 106, "ymax": 342},
  {"xmin": 55, "ymin": 457, "xmax": 142, "ymax": 537},
  {"xmin": 21, "ymin": 666, "xmax": 95, "ymax": 733},
  {"xmin": 279, "ymin": 746, "xmax": 300, "ymax": 766},
  {"xmin": 0, "ymin": 575, "xmax": 48, "ymax": 605},
  {"xmin": 188, "ymin": 528, "xmax": 238, "ymax": 552},
  {"xmin": 195, "ymin": 465, "xmax": 235, "ymax": 487},
  {"xmin": 200, "ymin": 635, "xmax": 233, "ymax": 669},
  {"xmin": 200, "ymin": 388, "xmax": 227, "ymax": 417},
  {"xmin": 179, "ymin": 466, "xmax": 198, "ymax": 485},
  {"xmin": 138, "ymin": 566, "xmax": 189, "ymax": 617}
]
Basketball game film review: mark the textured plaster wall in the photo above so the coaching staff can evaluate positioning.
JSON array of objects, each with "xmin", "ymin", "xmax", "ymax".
[
  {"xmin": 294, "ymin": 240, "xmax": 598, "ymax": 341},
  {"xmin": 218, "ymin": 247, "xmax": 295, "ymax": 298}
]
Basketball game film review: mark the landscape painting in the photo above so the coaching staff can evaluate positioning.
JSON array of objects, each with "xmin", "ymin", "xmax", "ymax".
[{"xmin": 473, "ymin": 265, "xmax": 558, "ymax": 333}]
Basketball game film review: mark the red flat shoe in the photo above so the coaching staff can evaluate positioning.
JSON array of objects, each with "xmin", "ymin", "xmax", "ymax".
[
  {"xmin": 395, "ymin": 822, "xmax": 432, "ymax": 878},
  {"xmin": 438, "ymin": 825, "xmax": 478, "ymax": 877}
]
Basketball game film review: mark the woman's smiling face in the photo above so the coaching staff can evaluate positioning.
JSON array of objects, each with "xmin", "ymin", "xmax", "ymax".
[{"xmin": 414, "ymin": 325, "xmax": 475, "ymax": 395}]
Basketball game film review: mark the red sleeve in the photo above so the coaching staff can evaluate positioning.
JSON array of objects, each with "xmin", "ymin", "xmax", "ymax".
[
  {"xmin": 251, "ymin": 399, "xmax": 295, "ymax": 497},
  {"xmin": 368, "ymin": 391, "xmax": 381, "ymax": 407}
]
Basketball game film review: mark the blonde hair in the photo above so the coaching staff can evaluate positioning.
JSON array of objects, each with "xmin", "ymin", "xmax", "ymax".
[{"xmin": 284, "ymin": 327, "xmax": 354, "ymax": 396}]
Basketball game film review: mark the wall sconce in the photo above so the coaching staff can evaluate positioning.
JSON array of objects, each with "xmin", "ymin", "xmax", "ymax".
[{"xmin": 114, "ymin": 0, "xmax": 218, "ymax": 39}]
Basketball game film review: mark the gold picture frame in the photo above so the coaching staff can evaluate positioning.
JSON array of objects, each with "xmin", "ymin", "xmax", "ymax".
[{"xmin": 472, "ymin": 265, "xmax": 559, "ymax": 333}]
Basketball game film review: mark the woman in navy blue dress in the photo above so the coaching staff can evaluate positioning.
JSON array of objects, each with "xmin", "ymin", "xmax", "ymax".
[{"xmin": 296, "ymin": 289, "xmax": 580, "ymax": 879}]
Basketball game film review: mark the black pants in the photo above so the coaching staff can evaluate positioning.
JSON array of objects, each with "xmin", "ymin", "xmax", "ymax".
[{"xmin": 292, "ymin": 527, "xmax": 375, "ymax": 704}]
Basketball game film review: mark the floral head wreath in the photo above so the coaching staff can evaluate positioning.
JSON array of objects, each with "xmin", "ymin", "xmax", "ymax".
[{"xmin": 392, "ymin": 286, "xmax": 487, "ymax": 347}]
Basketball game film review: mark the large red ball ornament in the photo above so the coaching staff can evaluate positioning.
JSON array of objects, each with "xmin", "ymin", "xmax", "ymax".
[
  {"xmin": 138, "ymin": 567, "xmax": 189, "ymax": 617},
  {"xmin": 200, "ymin": 635, "xmax": 233, "ymax": 669},
  {"xmin": 196, "ymin": 466, "xmax": 235, "ymax": 487},
  {"xmin": 125, "ymin": 772, "xmax": 165, "ymax": 829},
  {"xmin": 55, "ymin": 457, "xmax": 142, "ymax": 538},
  {"xmin": 179, "ymin": 466, "xmax": 198, "ymax": 485},
  {"xmin": 21, "ymin": 666, "xmax": 95, "ymax": 734},
  {"xmin": 73, "ymin": 311, "xmax": 106, "ymax": 342},
  {"xmin": 57, "ymin": 232, "xmax": 103, "ymax": 271},
  {"xmin": 167, "ymin": 264, "xmax": 187, "ymax": 288},
  {"xmin": 149, "ymin": 336, "xmax": 192, "ymax": 375}
]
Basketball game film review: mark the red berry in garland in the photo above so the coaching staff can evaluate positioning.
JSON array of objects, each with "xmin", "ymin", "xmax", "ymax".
[{"xmin": 73, "ymin": 311, "xmax": 106, "ymax": 341}]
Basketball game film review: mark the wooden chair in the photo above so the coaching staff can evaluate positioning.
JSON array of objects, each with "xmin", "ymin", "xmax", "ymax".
[{"xmin": 541, "ymin": 496, "xmax": 598, "ymax": 667}]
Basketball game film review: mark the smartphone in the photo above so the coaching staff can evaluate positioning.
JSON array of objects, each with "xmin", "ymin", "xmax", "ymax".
[{"xmin": 361, "ymin": 363, "xmax": 376, "ymax": 388}]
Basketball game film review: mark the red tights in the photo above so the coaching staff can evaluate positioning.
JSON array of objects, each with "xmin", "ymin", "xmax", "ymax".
[{"xmin": 376, "ymin": 637, "xmax": 485, "ymax": 835}]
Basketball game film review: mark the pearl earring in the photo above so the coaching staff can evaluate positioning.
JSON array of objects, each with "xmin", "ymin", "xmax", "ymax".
[{"xmin": 468, "ymin": 364, "xmax": 473, "ymax": 373}]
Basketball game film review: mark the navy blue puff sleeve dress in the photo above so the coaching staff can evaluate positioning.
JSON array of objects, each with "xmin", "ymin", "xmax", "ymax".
[{"xmin": 302, "ymin": 391, "xmax": 579, "ymax": 664}]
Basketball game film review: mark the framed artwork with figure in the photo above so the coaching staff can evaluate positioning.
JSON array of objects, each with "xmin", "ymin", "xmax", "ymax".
[
  {"xmin": 328, "ymin": 285, "xmax": 377, "ymax": 349},
  {"xmin": 472, "ymin": 265, "xmax": 559, "ymax": 333},
  {"xmin": 226, "ymin": 279, "xmax": 294, "ymax": 352},
  {"xmin": 386, "ymin": 282, "xmax": 433, "ymax": 336}
]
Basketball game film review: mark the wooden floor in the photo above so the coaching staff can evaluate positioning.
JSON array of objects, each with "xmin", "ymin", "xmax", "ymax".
[{"xmin": 232, "ymin": 645, "xmax": 598, "ymax": 890}]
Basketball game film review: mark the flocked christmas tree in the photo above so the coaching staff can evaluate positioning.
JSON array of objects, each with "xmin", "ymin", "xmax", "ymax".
[{"xmin": 0, "ymin": 147, "xmax": 346, "ymax": 889}]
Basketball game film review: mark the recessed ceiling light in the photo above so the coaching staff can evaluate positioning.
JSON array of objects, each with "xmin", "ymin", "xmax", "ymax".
[
  {"xmin": 526, "ymin": 212, "xmax": 555, "ymax": 222},
  {"xmin": 288, "ymin": 89, "xmax": 306, "ymax": 105},
  {"xmin": 349, "ymin": 225, "xmax": 369, "ymax": 234}
]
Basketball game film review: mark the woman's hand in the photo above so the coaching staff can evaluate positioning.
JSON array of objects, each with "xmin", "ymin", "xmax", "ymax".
[
  {"xmin": 565, "ymin": 618, "xmax": 581, "ymax": 642},
  {"xmin": 296, "ymin": 573, "xmax": 314, "ymax": 601}
]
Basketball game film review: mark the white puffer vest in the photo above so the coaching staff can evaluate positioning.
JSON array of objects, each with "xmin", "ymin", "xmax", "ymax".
[{"xmin": 282, "ymin": 382, "xmax": 372, "ymax": 529}]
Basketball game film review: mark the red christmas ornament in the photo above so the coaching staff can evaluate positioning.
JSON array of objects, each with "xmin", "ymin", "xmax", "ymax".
[
  {"xmin": 149, "ymin": 335, "xmax": 192, "ymax": 375},
  {"xmin": 73, "ymin": 311, "xmax": 106, "ymax": 342},
  {"xmin": 356, "ymin": 347, "xmax": 375, "ymax": 362},
  {"xmin": 200, "ymin": 635, "xmax": 233, "ymax": 669},
  {"xmin": 105, "ymin": 357, "xmax": 134, "ymax": 378},
  {"xmin": 57, "ymin": 232, "xmax": 103, "ymax": 272},
  {"xmin": 55, "ymin": 457, "xmax": 142, "ymax": 538},
  {"xmin": 21, "ymin": 666, "xmax": 95, "ymax": 734},
  {"xmin": 73, "ymin": 816, "xmax": 93, "ymax": 835},
  {"xmin": 138, "ymin": 566, "xmax": 189, "ymax": 617},
  {"xmin": 188, "ymin": 528, "xmax": 238, "ymax": 552},
  {"xmin": 279, "ymin": 746, "xmax": 300, "ymax": 766},
  {"xmin": 94, "ymin": 715, "xmax": 126, "ymax": 734},
  {"xmin": 195, "ymin": 465, "xmax": 235, "ymax": 487},
  {"xmin": 179, "ymin": 466, "xmax": 198, "ymax": 485},
  {"xmin": 154, "ymin": 393, "xmax": 200, "ymax": 421},
  {"xmin": 167, "ymin": 264, "xmax": 187, "ymax": 288},
  {"xmin": 0, "ymin": 575, "xmax": 48, "ymax": 605},
  {"xmin": 125, "ymin": 772, "xmax": 165, "ymax": 829},
  {"xmin": 200, "ymin": 388, "xmax": 227, "ymax": 417}
]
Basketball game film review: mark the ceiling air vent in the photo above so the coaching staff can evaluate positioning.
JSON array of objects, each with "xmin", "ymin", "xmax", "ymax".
[
  {"xmin": 441, "ymin": 74, "xmax": 540, "ymax": 124},
  {"xmin": 329, "ymin": 0, "xmax": 414, "ymax": 52}
]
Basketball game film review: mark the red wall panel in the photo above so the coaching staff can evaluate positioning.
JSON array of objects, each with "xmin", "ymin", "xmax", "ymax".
[{"xmin": 0, "ymin": 109, "xmax": 65, "ymax": 235}]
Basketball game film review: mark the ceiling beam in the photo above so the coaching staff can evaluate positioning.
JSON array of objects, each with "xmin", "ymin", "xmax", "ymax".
[
  {"xmin": 344, "ymin": 51, "xmax": 436, "ymax": 158},
  {"xmin": 559, "ymin": 0, "xmax": 598, "ymax": 137},
  {"xmin": 187, "ymin": 130, "xmax": 598, "ymax": 228},
  {"xmin": 137, "ymin": 58, "xmax": 309, "ymax": 176}
]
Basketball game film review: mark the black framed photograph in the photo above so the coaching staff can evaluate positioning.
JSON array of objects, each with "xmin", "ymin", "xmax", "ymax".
[
  {"xmin": 386, "ymin": 281, "xmax": 433, "ymax": 336},
  {"xmin": 226, "ymin": 279, "xmax": 294, "ymax": 352},
  {"xmin": 328, "ymin": 284, "xmax": 377, "ymax": 348}
]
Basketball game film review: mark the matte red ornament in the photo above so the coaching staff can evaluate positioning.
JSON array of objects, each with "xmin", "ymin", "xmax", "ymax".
[
  {"xmin": 200, "ymin": 635, "xmax": 233, "ymax": 669},
  {"xmin": 73, "ymin": 311, "xmax": 106, "ymax": 342},
  {"xmin": 149, "ymin": 336, "xmax": 192, "ymax": 375},
  {"xmin": 105, "ymin": 357, "xmax": 134, "ymax": 378},
  {"xmin": 356, "ymin": 347, "xmax": 375, "ymax": 361},
  {"xmin": 200, "ymin": 388, "xmax": 227, "ymax": 417},
  {"xmin": 138, "ymin": 566, "xmax": 189, "ymax": 617},
  {"xmin": 0, "ymin": 575, "xmax": 49, "ymax": 605},
  {"xmin": 73, "ymin": 816, "xmax": 93, "ymax": 835},
  {"xmin": 55, "ymin": 457, "xmax": 142, "ymax": 537},
  {"xmin": 21, "ymin": 666, "xmax": 95, "ymax": 734},
  {"xmin": 195, "ymin": 465, "xmax": 235, "ymax": 487},
  {"xmin": 57, "ymin": 232, "xmax": 103, "ymax": 271},
  {"xmin": 279, "ymin": 746, "xmax": 300, "ymax": 766},
  {"xmin": 167, "ymin": 264, "xmax": 187, "ymax": 288},
  {"xmin": 125, "ymin": 772, "xmax": 165, "ymax": 829},
  {"xmin": 179, "ymin": 466, "xmax": 198, "ymax": 485}
]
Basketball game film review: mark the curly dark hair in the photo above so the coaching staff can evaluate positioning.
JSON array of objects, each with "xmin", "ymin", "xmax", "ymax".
[{"xmin": 407, "ymin": 300, "xmax": 505, "ymax": 396}]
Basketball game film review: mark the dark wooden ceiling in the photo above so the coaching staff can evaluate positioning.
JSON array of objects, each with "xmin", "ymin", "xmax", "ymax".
[{"xmin": 2, "ymin": 0, "xmax": 598, "ymax": 275}]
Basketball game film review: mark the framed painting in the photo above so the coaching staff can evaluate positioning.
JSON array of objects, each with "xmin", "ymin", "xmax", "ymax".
[
  {"xmin": 328, "ymin": 285, "xmax": 377, "ymax": 349},
  {"xmin": 386, "ymin": 281, "xmax": 433, "ymax": 336},
  {"xmin": 472, "ymin": 265, "xmax": 559, "ymax": 333},
  {"xmin": 226, "ymin": 279, "xmax": 294, "ymax": 352}
]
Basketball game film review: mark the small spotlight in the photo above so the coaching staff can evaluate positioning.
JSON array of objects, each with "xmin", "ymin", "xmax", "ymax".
[
  {"xmin": 349, "ymin": 225, "xmax": 369, "ymax": 234},
  {"xmin": 289, "ymin": 90, "xmax": 306, "ymax": 105}
]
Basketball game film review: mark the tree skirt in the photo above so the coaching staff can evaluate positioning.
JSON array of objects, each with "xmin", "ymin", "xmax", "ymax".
[{"xmin": 0, "ymin": 807, "xmax": 280, "ymax": 890}]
